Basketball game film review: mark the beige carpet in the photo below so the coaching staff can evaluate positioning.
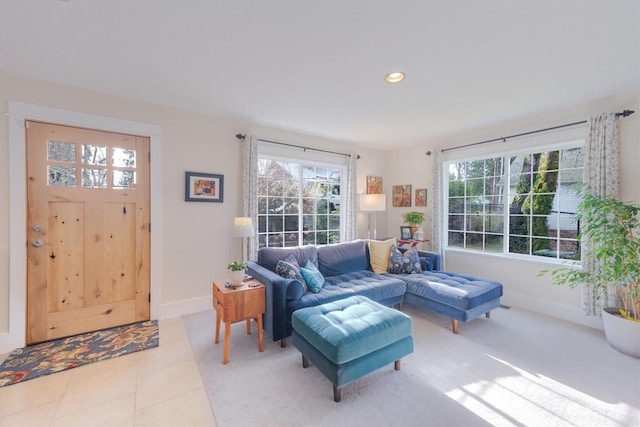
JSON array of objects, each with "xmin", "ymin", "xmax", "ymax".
[{"xmin": 184, "ymin": 304, "xmax": 640, "ymax": 427}]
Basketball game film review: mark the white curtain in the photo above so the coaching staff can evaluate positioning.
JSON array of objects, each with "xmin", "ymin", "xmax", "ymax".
[
  {"xmin": 344, "ymin": 153, "xmax": 358, "ymax": 241},
  {"xmin": 430, "ymin": 150, "xmax": 443, "ymax": 254},
  {"xmin": 242, "ymin": 136, "xmax": 259, "ymax": 261},
  {"xmin": 582, "ymin": 112, "xmax": 620, "ymax": 315}
]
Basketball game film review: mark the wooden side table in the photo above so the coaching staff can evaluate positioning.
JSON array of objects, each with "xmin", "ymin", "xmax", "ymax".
[
  {"xmin": 212, "ymin": 279, "xmax": 266, "ymax": 364},
  {"xmin": 397, "ymin": 239, "xmax": 429, "ymax": 249}
]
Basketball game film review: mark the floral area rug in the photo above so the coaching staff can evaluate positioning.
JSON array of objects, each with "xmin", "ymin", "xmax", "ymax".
[{"xmin": 0, "ymin": 320, "xmax": 158, "ymax": 387}]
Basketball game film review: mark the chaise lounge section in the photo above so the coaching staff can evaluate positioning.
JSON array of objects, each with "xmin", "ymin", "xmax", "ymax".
[{"xmin": 246, "ymin": 239, "xmax": 503, "ymax": 345}]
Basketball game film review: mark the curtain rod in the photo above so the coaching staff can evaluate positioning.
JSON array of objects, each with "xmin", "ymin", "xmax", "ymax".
[
  {"xmin": 441, "ymin": 109, "xmax": 635, "ymax": 153},
  {"xmin": 235, "ymin": 134, "xmax": 360, "ymax": 159}
]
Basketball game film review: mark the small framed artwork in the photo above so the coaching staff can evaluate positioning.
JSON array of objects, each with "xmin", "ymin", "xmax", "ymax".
[
  {"xmin": 400, "ymin": 226, "xmax": 413, "ymax": 240},
  {"xmin": 366, "ymin": 176, "xmax": 383, "ymax": 194},
  {"xmin": 415, "ymin": 188, "xmax": 427, "ymax": 207},
  {"xmin": 185, "ymin": 171, "xmax": 224, "ymax": 203},
  {"xmin": 392, "ymin": 185, "xmax": 412, "ymax": 207}
]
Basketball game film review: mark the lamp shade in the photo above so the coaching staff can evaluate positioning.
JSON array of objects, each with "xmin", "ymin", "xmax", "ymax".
[
  {"xmin": 232, "ymin": 217, "xmax": 255, "ymax": 237},
  {"xmin": 359, "ymin": 194, "xmax": 386, "ymax": 211}
]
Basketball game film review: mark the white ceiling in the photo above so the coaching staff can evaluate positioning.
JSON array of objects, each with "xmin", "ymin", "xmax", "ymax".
[{"xmin": 1, "ymin": 1, "xmax": 638, "ymax": 150}]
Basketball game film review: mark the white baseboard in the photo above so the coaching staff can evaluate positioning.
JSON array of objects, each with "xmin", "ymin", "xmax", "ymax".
[
  {"xmin": 0, "ymin": 297, "xmax": 211, "ymax": 354},
  {"xmin": 0, "ymin": 332, "xmax": 24, "ymax": 355},
  {"xmin": 502, "ymin": 291, "xmax": 603, "ymax": 331},
  {"xmin": 158, "ymin": 295, "xmax": 212, "ymax": 320}
]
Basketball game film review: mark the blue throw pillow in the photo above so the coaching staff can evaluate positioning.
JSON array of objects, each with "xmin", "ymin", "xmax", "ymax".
[
  {"xmin": 387, "ymin": 245, "xmax": 422, "ymax": 274},
  {"xmin": 300, "ymin": 260, "xmax": 325, "ymax": 293},
  {"xmin": 276, "ymin": 256, "xmax": 308, "ymax": 291}
]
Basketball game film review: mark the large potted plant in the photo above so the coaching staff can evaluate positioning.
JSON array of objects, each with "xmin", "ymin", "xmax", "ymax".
[{"xmin": 541, "ymin": 191, "xmax": 640, "ymax": 358}]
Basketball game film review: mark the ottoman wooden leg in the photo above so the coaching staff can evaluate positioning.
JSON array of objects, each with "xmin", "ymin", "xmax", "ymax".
[
  {"xmin": 302, "ymin": 355, "xmax": 309, "ymax": 368},
  {"xmin": 394, "ymin": 360, "xmax": 402, "ymax": 370},
  {"xmin": 486, "ymin": 311, "xmax": 491, "ymax": 318},
  {"xmin": 452, "ymin": 319, "xmax": 459, "ymax": 334},
  {"xmin": 333, "ymin": 385, "xmax": 341, "ymax": 402}
]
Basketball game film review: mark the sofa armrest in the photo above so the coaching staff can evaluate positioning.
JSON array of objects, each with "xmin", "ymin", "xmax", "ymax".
[
  {"xmin": 246, "ymin": 261, "xmax": 303, "ymax": 343},
  {"xmin": 416, "ymin": 250, "xmax": 441, "ymax": 271}
]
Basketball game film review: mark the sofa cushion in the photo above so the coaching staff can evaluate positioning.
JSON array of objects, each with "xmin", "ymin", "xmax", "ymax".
[
  {"xmin": 368, "ymin": 238, "xmax": 396, "ymax": 274},
  {"xmin": 403, "ymin": 271, "xmax": 503, "ymax": 310},
  {"xmin": 300, "ymin": 260, "xmax": 325, "ymax": 293},
  {"xmin": 276, "ymin": 257, "xmax": 308, "ymax": 292},
  {"xmin": 257, "ymin": 246, "xmax": 318, "ymax": 273},
  {"xmin": 317, "ymin": 240, "xmax": 368, "ymax": 277},
  {"xmin": 387, "ymin": 246, "xmax": 422, "ymax": 274},
  {"xmin": 288, "ymin": 270, "xmax": 406, "ymax": 313}
]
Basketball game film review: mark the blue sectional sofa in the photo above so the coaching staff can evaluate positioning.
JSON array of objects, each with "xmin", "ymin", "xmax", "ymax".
[{"xmin": 246, "ymin": 239, "xmax": 503, "ymax": 346}]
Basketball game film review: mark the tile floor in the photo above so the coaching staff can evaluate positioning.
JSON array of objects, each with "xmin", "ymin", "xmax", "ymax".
[{"xmin": 0, "ymin": 317, "xmax": 216, "ymax": 427}]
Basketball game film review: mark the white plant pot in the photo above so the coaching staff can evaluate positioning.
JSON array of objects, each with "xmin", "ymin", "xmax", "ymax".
[
  {"xmin": 229, "ymin": 269, "xmax": 245, "ymax": 286},
  {"xmin": 602, "ymin": 307, "xmax": 640, "ymax": 359}
]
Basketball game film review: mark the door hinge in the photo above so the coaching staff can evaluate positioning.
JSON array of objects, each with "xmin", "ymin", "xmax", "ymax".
[
  {"xmin": 148, "ymin": 293, "xmax": 151, "ymax": 303},
  {"xmin": 148, "ymin": 152, "xmax": 151, "ymax": 162},
  {"xmin": 148, "ymin": 222, "xmax": 151, "ymax": 232}
]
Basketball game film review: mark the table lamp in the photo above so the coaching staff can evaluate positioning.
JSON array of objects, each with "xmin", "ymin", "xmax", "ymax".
[{"xmin": 232, "ymin": 217, "xmax": 255, "ymax": 264}]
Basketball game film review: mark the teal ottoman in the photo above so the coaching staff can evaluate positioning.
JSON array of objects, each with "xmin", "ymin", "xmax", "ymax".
[{"xmin": 291, "ymin": 295, "xmax": 413, "ymax": 402}]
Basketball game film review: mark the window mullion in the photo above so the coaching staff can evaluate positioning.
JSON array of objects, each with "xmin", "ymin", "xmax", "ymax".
[{"xmin": 503, "ymin": 156, "xmax": 510, "ymax": 254}]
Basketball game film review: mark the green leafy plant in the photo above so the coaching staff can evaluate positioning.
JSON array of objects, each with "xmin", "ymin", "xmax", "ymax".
[
  {"xmin": 540, "ymin": 190, "xmax": 640, "ymax": 321},
  {"xmin": 402, "ymin": 211, "xmax": 425, "ymax": 227},
  {"xmin": 227, "ymin": 261, "xmax": 247, "ymax": 271}
]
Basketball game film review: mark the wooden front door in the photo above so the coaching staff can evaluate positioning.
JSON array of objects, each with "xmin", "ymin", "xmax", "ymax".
[{"xmin": 26, "ymin": 121, "xmax": 150, "ymax": 344}]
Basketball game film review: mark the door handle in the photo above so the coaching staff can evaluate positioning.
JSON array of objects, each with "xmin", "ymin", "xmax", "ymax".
[{"xmin": 32, "ymin": 240, "xmax": 44, "ymax": 248}]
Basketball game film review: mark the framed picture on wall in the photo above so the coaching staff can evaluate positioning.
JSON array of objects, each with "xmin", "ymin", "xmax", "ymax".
[
  {"xmin": 185, "ymin": 171, "xmax": 224, "ymax": 202},
  {"xmin": 392, "ymin": 185, "xmax": 412, "ymax": 207},
  {"xmin": 366, "ymin": 176, "xmax": 383, "ymax": 194},
  {"xmin": 415, "ymin": 188, "xmax": 427, "ymax": 207}
]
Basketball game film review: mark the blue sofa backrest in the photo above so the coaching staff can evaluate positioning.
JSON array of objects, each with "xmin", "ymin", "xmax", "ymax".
[
  {"xmin": 257, "ymin": 245, "xmax": 318, "ymax": 272},
  {"xmin": 317, "ymin": 240, "xmax": 369, "ymax": 277}
]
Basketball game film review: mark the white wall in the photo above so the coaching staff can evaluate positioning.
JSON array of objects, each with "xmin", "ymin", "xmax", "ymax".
[
  {"xmin": 352, "ymin": 146, "xmax": 390, "ymax": 239},
  {"xmin": 384, "ymin": 148, "xmax": 433, "ymax": 246},
  {"xmin": 387, "ymin": 91, "xmax": 640, "ymax": 329},
  {"xmin": 0, "ymin": 71, "xmax": 387, "ymax": 352}
]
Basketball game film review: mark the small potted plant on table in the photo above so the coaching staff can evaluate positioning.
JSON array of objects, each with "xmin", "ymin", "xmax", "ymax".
[
  {"xmin": 227, "ymin": 261, "xmax": 247, "ymax": 287},
  {"xmin": 402, "ymin": 211, "xmax": 426, "ymax": 239}
]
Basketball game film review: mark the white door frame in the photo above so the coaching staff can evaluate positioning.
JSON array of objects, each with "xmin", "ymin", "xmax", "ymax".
[{"xmin": 3, "ymin": 101, "xmax": 163, "ymax": 353}]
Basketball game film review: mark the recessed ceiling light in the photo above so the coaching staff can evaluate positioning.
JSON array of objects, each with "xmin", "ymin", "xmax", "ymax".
[{"xmin": 385, "ymin": 72, "xmax": 405, "ymax": 83}]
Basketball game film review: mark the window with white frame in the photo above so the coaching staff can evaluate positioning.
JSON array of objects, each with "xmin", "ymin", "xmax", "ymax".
[
  {"xmin": 257, "ymin": 156, "xmax": 343, "ymax": 248},
  {"xmin": 446, "ymin": 143, "xmax": 584, "ymax": 261}
]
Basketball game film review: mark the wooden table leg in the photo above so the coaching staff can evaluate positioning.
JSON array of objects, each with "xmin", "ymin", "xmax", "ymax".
[
  {"xmin": 246, "ymin": 319, "xmax": 251, "ymax": 335},
  {"xmin": 214, "ymin": 312, "xmax": 221, "ymax": 344},
  {"xmin": 257, "ymin": 316, "xmax": 264, "ymax": 352},
  {"xmin": 223, "ymin": 321, "xmax": 231, "ymax": 364}
]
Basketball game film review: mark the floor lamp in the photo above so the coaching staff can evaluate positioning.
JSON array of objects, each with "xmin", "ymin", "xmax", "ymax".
[
  {"xmin": 359, "ymin": 194, "xmax": 386, "ymax": 239},
  {"xmin": 232, "ymin": 217, "xmax": 255, "ymax": 264}
]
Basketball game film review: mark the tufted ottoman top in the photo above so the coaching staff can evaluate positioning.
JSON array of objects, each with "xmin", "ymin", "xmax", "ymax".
[{"xmin": 291, "ymin": 296, "xmax": 412, "ymax": 365}]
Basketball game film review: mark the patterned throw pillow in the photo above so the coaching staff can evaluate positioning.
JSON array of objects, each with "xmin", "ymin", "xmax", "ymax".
[
  {"xmin": 300, "ymin": 260, "xmax": 325, "ymax": 293},
  {"xmin": 276, "ymin": 255, "xmax": 308, "ymax": 291},
  {"xmin": 387, "ymin": 245, "xmax": 422, "ymax": 274}
]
